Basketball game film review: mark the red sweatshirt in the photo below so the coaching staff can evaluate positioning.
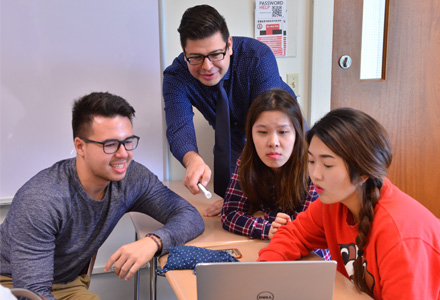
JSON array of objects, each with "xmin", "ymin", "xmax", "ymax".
[{"xmin": 258, "ymin": 178, "xmax": 440, "ymax": 299}]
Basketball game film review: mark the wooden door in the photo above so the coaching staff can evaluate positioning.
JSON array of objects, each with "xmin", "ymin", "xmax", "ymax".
[{"xmin": 331, "ymin": 0, "xmax": 440, "ymax": 217}]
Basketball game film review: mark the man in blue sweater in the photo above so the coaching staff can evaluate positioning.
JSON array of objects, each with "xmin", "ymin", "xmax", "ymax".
[
  {"xmin": 0, "ymin": 92, "xmax": 204, "ymax": 299},
  {"xmin": 163, "ymin": 5, "xmax": 298, "ymax": 214}
]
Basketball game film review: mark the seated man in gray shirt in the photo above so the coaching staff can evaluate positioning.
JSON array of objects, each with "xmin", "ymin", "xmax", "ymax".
[{"xmin": 0, "ymin": 92, "xmax": 204, "ymax": 300}]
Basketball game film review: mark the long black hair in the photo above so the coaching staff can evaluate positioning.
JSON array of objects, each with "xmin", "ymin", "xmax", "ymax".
[{"xmin": 240, "ymin": 88, "xmax": 307, "ymax": 214}]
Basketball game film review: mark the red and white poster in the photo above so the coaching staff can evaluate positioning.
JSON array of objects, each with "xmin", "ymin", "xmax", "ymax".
[{"xmin": 255, "ymin": 1, "xmax": 287, "ymax": 57}]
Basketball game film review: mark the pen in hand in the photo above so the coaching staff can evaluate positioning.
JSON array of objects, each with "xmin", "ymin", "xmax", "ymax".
[{"xmin": 197, "ymin": 182, "xmax": 212, "ymax": 199}]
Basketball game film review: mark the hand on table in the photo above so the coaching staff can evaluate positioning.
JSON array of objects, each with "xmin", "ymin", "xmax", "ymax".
[
  {"xmin": 269, "ymin": 212, "xmax": 291, "ymax": 239},
  {"xmin": 182, "ymin": 151, "xmax": 212, "ymax": 195},
  {"xmin": 104, "ymin": 236, "xmax": 160, "ymax": 281},
  {"xmin": 203, "ymin": 199, "xmax": 224, "ymax": 217}
]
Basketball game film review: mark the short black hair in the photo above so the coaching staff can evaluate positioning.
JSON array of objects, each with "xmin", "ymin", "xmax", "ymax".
[
  {"xmin": 178, "ymin": 5, "xmax": 229, "ymax": 49},
  {"xmin": 72, "ymin": 92, "xmax": 135, "ymax": 139}
]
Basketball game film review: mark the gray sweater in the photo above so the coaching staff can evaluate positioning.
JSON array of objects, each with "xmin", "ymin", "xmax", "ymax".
[{"xmin": 0, "ymin": 158, "xmax": 204, "ymax": 299}]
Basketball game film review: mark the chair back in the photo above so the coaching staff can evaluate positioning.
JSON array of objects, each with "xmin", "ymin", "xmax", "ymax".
[
  {"xmin": 80, "ymin": 252, "xmax": 97, "ymax": 278},
  {"xmin": 10, "ymin": 288, "xmax": 44, "ymax": 300}
]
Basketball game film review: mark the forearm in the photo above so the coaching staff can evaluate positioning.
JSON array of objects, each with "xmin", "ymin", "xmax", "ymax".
[
  {"xmin": 163, "ymin": 77, "xmax": 198, "ymax": 164},
  {"xmin": 182, "ymin": 151, "xmax": 202, "ymax": 169},
  {"xmin": 222, "ymin": 211, "xmax": 270, "ymax": 239},
  {"xmin": 131, "ymin": 172, "xmax": 205, "ymax": 250},
  {"xmin": 152, "ymin": 205, "xmax": 204, "ymax": 253},
  {"xmin": 220, "ymin": 172, "xmax": 271, "ymax": 239},
  {"xmin": 166, "ymin": 131, "xmax": 198, "ymax": 164},
  {"xmin": 258, "ymin": 205, "xmax": 327, "ymax": 261}
]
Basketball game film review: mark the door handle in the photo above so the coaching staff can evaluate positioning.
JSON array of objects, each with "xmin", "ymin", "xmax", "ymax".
[{"xmin": 339, "ymin": 55, "xmax": 352, "ymax": 69}]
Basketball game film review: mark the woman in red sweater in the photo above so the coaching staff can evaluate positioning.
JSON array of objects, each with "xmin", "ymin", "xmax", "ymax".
[{"xmin": 258, "ymin": 108, "xmax": 440, "ymax": 299}]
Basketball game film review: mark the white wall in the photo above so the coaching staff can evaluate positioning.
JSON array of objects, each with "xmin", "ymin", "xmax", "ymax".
[
  {"xmin": 1, "ymin": 0, "xmax": 164, "ymax": 198},
  {"xmin": 162, "ymin": 0, "xmax": 319, "ymax": 180}
]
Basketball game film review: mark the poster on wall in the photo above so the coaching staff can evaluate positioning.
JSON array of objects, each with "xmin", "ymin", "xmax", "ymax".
[{"xmin": 255, "ymin": 1, "xmax": 288, "ymax": 57}]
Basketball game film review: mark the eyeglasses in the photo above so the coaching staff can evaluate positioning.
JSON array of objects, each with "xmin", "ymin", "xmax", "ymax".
[
  {"xmin": 80, "ymin": 135, "xmax": 140, "ymax": 154},
  {"xmin": 185, "ymin": 44, "xmax": 228, "ymax": 65}
]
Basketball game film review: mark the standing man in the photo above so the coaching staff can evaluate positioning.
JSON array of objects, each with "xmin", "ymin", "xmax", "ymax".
[
  {"xmin": 0, "ymin": 92, "xmax": 204, "ymax": 300},
  {"xmin": 163, "ymin": 5, "xmax": 299, "ymax": 212}
]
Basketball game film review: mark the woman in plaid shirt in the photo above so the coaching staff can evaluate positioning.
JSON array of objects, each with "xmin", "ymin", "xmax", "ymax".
[{"xmin": 220, "ymin": 88, "xmax": 329, "ymax": 259}]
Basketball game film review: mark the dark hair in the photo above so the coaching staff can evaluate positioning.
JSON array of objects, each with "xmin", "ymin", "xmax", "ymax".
[
  {"xmin": 239, "ymin": 88, "xmax": 307, "ymax": 215},
  {"xmin": 306, "ymin": 107, "xmax": 392, "ymax": 296},
  {"xmin": 72, "ymin": 92, "xmax": 135, "ymax": 139},
  {"xmin": 178, "ymin": 5, "xmax": 229, "ymax": 49}
]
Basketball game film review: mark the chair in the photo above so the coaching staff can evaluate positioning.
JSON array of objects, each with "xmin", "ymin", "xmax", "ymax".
[
  {"xmin": 10, "ymin": 288, "xmax": 44, "ymax": 300},
  {"xmin": 5, "ymin": 253, "xmax": 97, "ymax": 300},
  {"xmin": 80, "ymin": 252, "xmax": 98, "ymax": 278}
]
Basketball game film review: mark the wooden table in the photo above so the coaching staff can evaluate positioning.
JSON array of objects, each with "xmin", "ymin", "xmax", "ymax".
[
  {"xmin": 130, "ymin": 181, "xmax": 373, "ymax": 300},
  {"xmin": 158, "ymin": 242, "xmax": 372, "ymax": 300},
  {"xmin": 131, "ymin": 181, "xmax": 261, "ymax": 248}
]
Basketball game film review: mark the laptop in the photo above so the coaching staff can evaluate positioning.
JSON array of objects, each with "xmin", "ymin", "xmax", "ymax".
[{"xmin": 196, "ymin": 260, "xmax": 337, "ymax": 300}]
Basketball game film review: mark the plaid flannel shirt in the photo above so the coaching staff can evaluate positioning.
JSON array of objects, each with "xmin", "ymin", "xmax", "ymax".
[{"xmin": 221, "ymin": 159, "xmax": 331, "ymax": 260}]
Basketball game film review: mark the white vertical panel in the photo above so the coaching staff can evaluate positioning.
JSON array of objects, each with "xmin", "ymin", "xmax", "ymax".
[
  {"xmin": 360, "ymin": 0, "xmax": 386, "ymax": 80},
  {"xmin": 310, "ymin": 0, "xmax": 334, "ymax": 125}
]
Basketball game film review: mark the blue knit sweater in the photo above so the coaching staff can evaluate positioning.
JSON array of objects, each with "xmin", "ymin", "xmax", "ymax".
[{"xmin": 0, "ymin": 158, "xmax": 204, "ymax": 299}]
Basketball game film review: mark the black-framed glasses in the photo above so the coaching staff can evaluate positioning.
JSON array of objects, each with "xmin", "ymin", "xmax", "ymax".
[
  {"xmin": 80, "ymin": 135, "xmax": 140, "ymax": 154},
  {"xmin": 185, "ymin": 44, "xmax": 228, "ymax": 65}
]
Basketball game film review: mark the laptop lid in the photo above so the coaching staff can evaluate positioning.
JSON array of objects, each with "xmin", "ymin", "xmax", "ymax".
[{"xmin": 196, "ymin": 260, "xmax": 337, "ymax": 300}]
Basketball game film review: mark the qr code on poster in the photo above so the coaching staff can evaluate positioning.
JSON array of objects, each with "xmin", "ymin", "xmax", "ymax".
[{"xmin": 272, "ymin": 6, "xmax": 282, "ymax": 17}]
